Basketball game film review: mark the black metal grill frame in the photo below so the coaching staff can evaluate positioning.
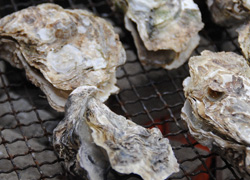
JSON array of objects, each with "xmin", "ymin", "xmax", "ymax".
[{"xmin": 0, "ymin": 0, "xmax": 247, "ymax": 179}]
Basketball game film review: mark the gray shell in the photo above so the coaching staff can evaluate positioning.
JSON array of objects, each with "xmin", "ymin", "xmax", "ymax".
[
  {"xmin": 181, "ymin": 50, "xmax": 250, "ymax": 175},
  {"xmin": 207, "ymin": 0, "xmax": 250, "ymax": 26},
  {"xmin": 54, "ymin": 86, "xmax": 179, "ymax": 180},
  {"xmin": 0, "ymin": 3, "xmax": 126, "ymax": 111},
  {"xmin": 111, "ymin": 0, "xmax": 204, "ymax": 69}
]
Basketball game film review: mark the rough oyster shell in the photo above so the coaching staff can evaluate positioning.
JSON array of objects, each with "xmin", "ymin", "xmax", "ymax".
[
  {"xmin": 111, "ymin": 0, "xmax": 204, "ymax": 69},
  {"xmin": 54, "ymin": 86, "xmax": 179, "ymax": 180},
  {"xmin": 53, "ymin": 86, "xmax": 110, "ymax": 180},
  {"xmin": 181, "ymin": 50, "xmax": 250, "ymax": 175},
  {"xmin": 207, "ymin": 0, "xmax": 250, "ymax": 26},
  {"xmin": 0, "ymin": 3, "xmax": 126, "ymax": 111},
  {"xmin": 237, "ymin": 21, "xmax": 250, "ymax": 60}
]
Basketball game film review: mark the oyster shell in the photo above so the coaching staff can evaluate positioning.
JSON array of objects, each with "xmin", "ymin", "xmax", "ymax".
[
  {"xmin": 0, "ymin": 3, "xmax": 126, "ymax": 111},
  {"xmin": 111, "ymin": 0, "xmax": 204, "ymax": 69},
  {"xmin": 237, "ymin": 21, "xmax": 250, "ymax": 60},
  {"xmin": 54, "ymin": 86, "xmax": 179, "ymax": 180},
  {"xmin": 181, "ymin": 50, "xmax": 250, "ymax": 175},
  {"xmin": 53, "ymin": 86, "xmax": 110, "ymax": 180},
  {"xmin": 207, "ymin": 0, "xmax": 250, "ymax": 26}
]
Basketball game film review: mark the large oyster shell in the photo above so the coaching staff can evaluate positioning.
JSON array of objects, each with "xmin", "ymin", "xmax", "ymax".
[
  {"xmin": 181, "ymin": 50, "xmax": 250, "ymax": 176},
  {"xmin": 237, "ymin": 21, "xmax": 250, "ymax": 60},
  {"xmin": 111, "ymin": 0, "xmax": 204, "ymax": 69},
  {"xmin": 54, "ymin": 86, "xmax": 179, "ymax": 180},
  {"xmin": 0, "ymin": 3, "xmax": 126, "ymax": 111},
  {"xmin": 207, "ymin": 0, "xmax": 250, "ymax": 26}
]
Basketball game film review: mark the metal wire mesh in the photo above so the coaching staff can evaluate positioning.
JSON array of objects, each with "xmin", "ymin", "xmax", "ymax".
[{"xmin": 0, "ymin": 0, "xmax": 248, "ymax": 179}]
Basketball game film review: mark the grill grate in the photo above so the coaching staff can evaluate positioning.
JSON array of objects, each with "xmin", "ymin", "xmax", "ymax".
[{"xmin": 0, "ymin": 0, "xmax": 247, "ymax": 179}]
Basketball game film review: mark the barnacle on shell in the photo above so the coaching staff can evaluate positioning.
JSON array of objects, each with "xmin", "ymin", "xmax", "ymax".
[
  {"xmin": 110, "ymin": 0, "xmax": 204, "ymax": 69},
  {"xmin": 0, "ymin": 3, "xmax": 126, "ymax": 111},
  {"xmin": 181, "ymin": 50, "xmax": 250, "ymax": 176},
  {"xmin": 54, "ymin": 86, "xmax": 179, "ymax": 180}
]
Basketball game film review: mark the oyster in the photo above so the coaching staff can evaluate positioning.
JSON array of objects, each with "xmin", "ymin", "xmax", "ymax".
[
  {"xmin": 237, "ymin": 21, "xmax": 250, "ymax": 60},
  {"xmin": 110, "ymin": 0, "xmax": 204, "ymax": 69},
  {"xmin": 54, "ymin": 86, "xmax": 179, "ymax": 180},
  {"xmin": 207, "ymin": 0, "xmax": 250, "ymax": 26},
  {"xmin": 0, "ymin": 3, "xmax": 126, "ymax": 111},
  {"xmin": 181, "ymin": 50, "xmax": 250, "ymax": 175}
]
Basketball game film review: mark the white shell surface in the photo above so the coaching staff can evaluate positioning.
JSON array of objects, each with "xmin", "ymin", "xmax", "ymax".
[{"xmin": 0, "ymin": 3, "xmax": 126, "ymax": 111}]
